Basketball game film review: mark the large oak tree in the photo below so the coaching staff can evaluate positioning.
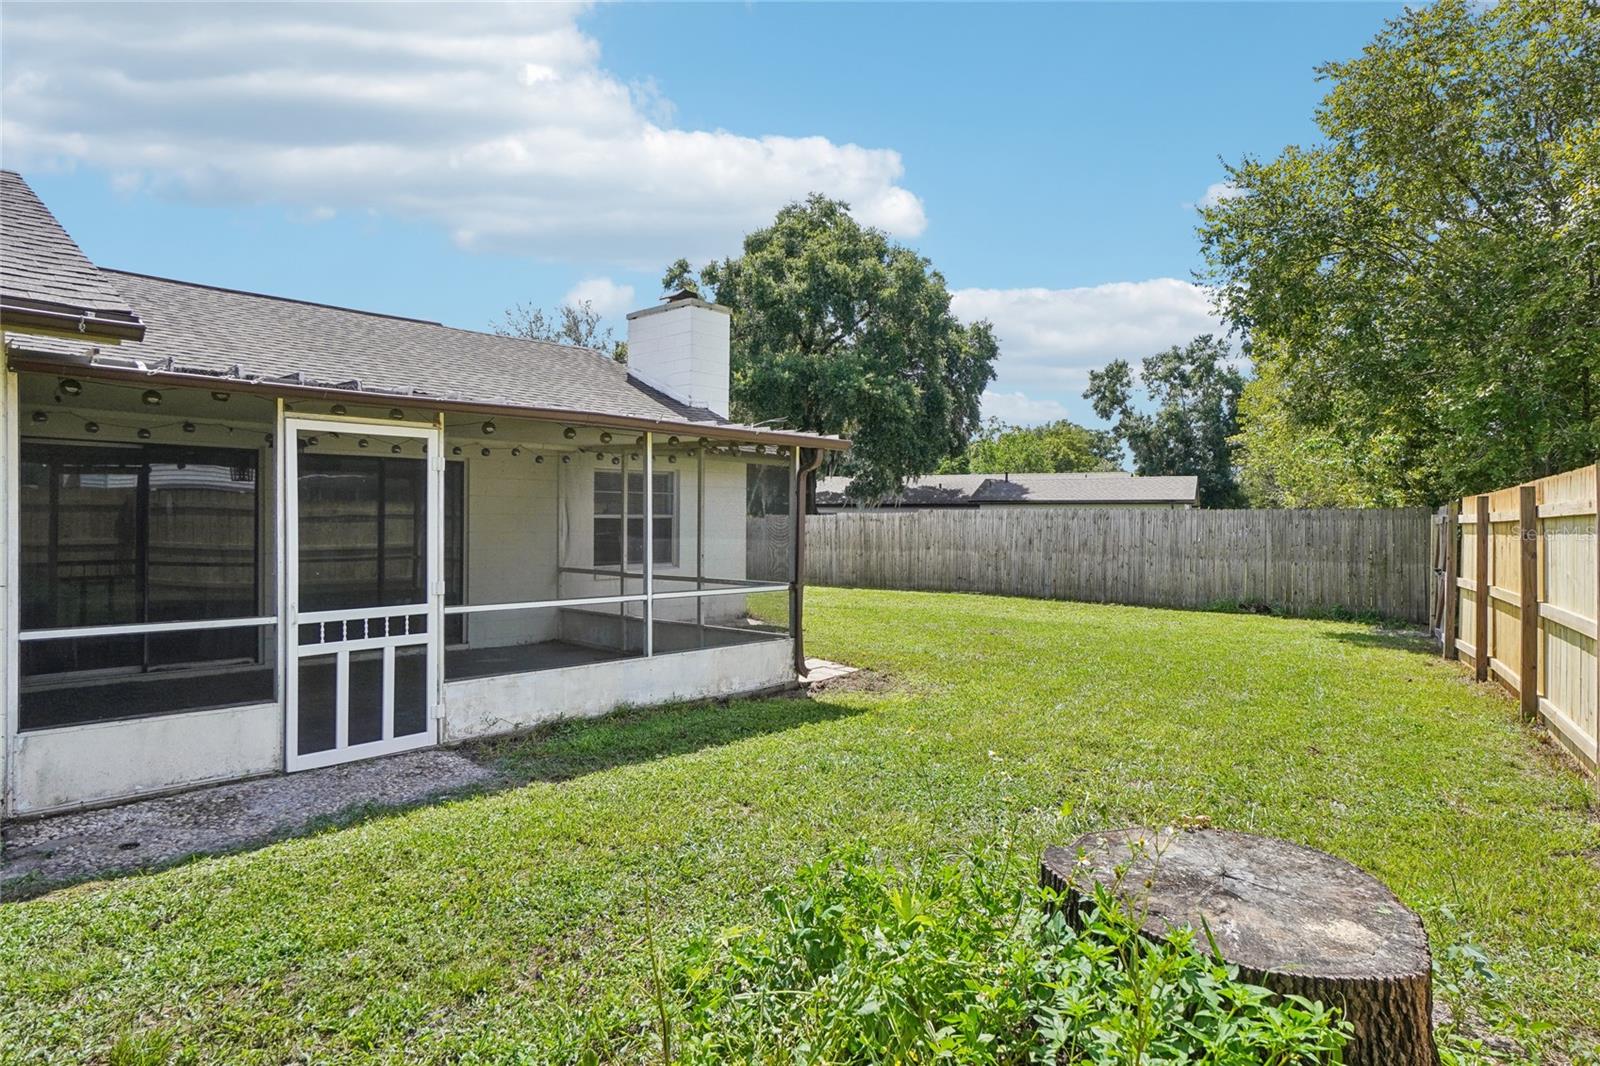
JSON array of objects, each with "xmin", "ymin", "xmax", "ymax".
[{"xmin": 664, "ymin": 195, "xmax": 999, "ymax": 503}]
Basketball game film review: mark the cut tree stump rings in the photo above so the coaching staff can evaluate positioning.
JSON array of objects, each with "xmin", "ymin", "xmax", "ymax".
[{"xmin": 1040, "ymin": 827, "xmax": 1438, "ymax": 1066}]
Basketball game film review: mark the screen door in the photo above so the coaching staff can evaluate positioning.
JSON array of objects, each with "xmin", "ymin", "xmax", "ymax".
[{"xmin": 283, "ymin": 417, "xmax": 442, "ymax": 771}]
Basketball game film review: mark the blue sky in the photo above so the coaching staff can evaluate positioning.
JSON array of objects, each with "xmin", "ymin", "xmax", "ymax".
[{"xmin": 1, "ymin": 2, "xmax": 1400, "ymax": 429}]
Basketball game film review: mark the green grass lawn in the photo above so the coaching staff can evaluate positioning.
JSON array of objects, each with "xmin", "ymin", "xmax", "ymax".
[{"xmin": 3, "ymin": 588, "xmax": 1597, "ymax": 1063}]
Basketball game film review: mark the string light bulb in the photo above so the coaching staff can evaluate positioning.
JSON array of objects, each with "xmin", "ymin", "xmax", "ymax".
[
  {"xmin": 481, "ymin": 420, "xmax": 497, "ymax": 435},
  {"xmin": 182, "ymin": 421, "xmax": 197, "ymax": 434},
  {"xmin": 331, "ymin": 404, "xmax": 347, "ymax": 416},
  {"xmin": 141, "ymin": 389, "xmax": 162, "ymax": 406},
  {"xmin": 563, "ymin": 426, "xmax": 577, "ymax": 439}
]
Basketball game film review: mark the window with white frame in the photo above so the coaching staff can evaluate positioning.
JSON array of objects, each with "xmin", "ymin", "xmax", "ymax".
[{"xmin": 593, "ymin": 470, "xmax": 675, "ymax": 567}]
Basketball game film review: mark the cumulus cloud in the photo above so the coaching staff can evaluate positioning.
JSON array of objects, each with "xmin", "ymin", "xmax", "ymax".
[
  {"xmin": 563, "ymin": 277, "xmax": 636, "ymax": 317},
  {"xmin": 979, "ymin": 390, "xmax": 1076, "ymax": 426},
  {"xmin": 0, "ymin": 3, "xmax": 924, "ymax": 267},
  {"xmin": 953, "ymin": 278, "xmax": 1225, "ymax": 397},
  {"xmin": 1192, "ymin": 181, "xmax": 1243, "ymax": 210}
]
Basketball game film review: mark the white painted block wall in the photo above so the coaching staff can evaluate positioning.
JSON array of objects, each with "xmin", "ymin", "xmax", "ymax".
[
  {"xmin": 625, "ymin": 300, "xmax": 731, "ymax": 417},
  {"xmin": 441, "ymin": 638, "xmax": 794, "ymax": 742}
]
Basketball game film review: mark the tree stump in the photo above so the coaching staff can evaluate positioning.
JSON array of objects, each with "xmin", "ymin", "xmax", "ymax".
[{"xmin": 1041, "ymin": 827, "xmax": 1438, "ymax": 1066}]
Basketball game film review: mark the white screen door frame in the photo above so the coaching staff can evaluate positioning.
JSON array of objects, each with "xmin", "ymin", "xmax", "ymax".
[{"xmin": 280, "ymin": 414, "xmax": 444, "ymax": 772}]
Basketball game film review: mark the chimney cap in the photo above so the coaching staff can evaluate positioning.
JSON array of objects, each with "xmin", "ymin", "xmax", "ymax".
[{"xmin": 663, "ymin": 288, "xmax": 700, "ymax": 304}]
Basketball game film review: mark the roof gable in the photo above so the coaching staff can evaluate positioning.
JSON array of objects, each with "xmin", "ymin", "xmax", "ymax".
[{"xmin": 0, "ymin": 170, "xmax": 145, "ymax": 341}]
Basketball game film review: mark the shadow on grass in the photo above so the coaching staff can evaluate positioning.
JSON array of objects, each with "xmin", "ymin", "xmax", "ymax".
[
  {"xmin": 1319, "ymin": 626, "xmax": 1439, "ymax": 654},
  {"xmin": 2, "ymin": 690, "xmax": 866, "ymax": 902},
  {"xmin": 471, "ymin": 691, "xmax": 866, "ymax": 785}
]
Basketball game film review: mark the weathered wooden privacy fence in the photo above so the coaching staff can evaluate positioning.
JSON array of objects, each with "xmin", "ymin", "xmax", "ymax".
[
  {"xmin": 807, "ymin": 507, "xmax": 1432, "ymax": 622},
  {"xmin": 1443, "ymin": 463, "xmax": 1599, "ymax": 774}
]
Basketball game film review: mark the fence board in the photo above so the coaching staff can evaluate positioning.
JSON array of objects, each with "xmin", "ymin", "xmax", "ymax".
[{"xmin": 807, "ymin": 506, "xmax": 1433, "ymax": 622}]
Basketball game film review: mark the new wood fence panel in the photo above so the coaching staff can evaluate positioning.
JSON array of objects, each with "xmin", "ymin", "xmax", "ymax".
[
  {"xmin": 808, "ymin": 506, "xmax": 1432, "ymax": 622},
  {"xmin": 1441, "ymin": 464, "xmax": 1600, "ymax": 778}
]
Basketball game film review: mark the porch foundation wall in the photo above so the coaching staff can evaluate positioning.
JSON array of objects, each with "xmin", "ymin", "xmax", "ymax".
[
  {"xmin": 440, "ymin": 637, "xmax": 795, "ymax": 743},
  {"xmin": 8, "ymin": 700, "xmax": 280, "ymax": 817}
]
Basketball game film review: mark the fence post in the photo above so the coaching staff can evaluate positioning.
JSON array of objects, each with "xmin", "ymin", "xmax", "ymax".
[
  {"xmin": 1442, "ymin": 504, "xmax": 1459, "ymax": 660},
  {"xmin": 1518, "ymin": 484, "xmax": 1538, "ymax": 721},
  {"xmin": 1593, "ymin": 465, "xmax": 1600, "ymax": 777},
  {"xmin": 1474, "ymin": 495, "xmax": 1490, "ymax": 682}
]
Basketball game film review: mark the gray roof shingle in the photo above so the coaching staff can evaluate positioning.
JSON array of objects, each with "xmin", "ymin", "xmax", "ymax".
[
  {"xmin": 817, "ymin": 471, "xmax": 1198, "ymax": 507},
  {"xmin": 0, "ymin": 170, "xmax": 145, "ymax": 340},
  {"xmin": 5, "ymin": 270, "xmax": 845, "ymax": 447}
]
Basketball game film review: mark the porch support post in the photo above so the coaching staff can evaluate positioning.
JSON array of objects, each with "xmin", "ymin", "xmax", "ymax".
[
  {"xmin": 2, "ymin": 368, "xmax": 17, "ymax": 817},
  {"xmin": 696, "ymin": 443, "xmax": 705, "ymax": 647},
  {"xmin": 643, "ymin": 431, "xmax": 654, "ymax": 657},
  {"xmin": 791, "ymin": 447, "xmax": 823, "ymax": 676}
]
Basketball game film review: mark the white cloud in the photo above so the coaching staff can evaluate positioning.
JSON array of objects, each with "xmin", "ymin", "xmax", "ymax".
[
  {"xmin": 1192, "ymin": 181, "xmax": 1243, "ymax": 210},
  {"xmin": 563, "ymin": 276, "xmax": 636, "ymax": 317},
  {"xmin": 0, "ymin": 4, "xmax": 924, "ymax": 267},
  {"xmin": 953, "ymin": 278, "xmax": 1225, "ymax": 397},
  {"xmin": 979, "ymin": 391, "xmax": 1075, "ymax": 426}
]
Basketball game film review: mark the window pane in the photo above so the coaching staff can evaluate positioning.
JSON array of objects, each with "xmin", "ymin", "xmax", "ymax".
[
  {"xmin": 594, "ymin": 518, "xmax": 621, "ymax": 567},
  {"xmin": 653, "ymin": 517, "xmax": 673, "ymax": 564},
  {"xmin": 595, "ymin": 471, "xmax": 623, "ymax": 519},
  {"xmin": 626, "ymin": 516, "xmax": 645, "ymax": 565}
]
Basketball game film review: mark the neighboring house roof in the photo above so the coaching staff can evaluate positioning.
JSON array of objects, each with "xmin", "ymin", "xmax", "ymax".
[
  {"xmin": 0, "ymin": 170, "xmax": 145, "ymax": 341},
  {"xmin": 0, "ymin": 170, "xmax": 844, "ymax": 450},
  {"xmin": 817, "ymin": 471, "xmax": 1199, "ymax": 507}
]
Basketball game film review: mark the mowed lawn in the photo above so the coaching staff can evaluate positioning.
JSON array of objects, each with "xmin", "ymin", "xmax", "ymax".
[{"xmin": 3, "ymin": 588, "xmax": 1598, "ymax": 1062}]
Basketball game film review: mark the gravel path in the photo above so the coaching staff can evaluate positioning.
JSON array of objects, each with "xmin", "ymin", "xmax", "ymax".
[{"xmin": 3, "ymin": 749, "xmax": 497, "ymax": 898}]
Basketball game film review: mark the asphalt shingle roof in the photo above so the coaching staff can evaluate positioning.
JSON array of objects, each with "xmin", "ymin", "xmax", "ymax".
[
  {"xmin": 817, "ymin": 471, "xmax": 1198, "ymax": 507},
  {"xmin": 1, "ymin": 170, "xmax": 144, "ymax": 340}
]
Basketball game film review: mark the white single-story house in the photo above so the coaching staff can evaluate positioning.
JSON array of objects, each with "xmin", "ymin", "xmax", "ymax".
[
  {"xmin": 816, "ymin": 471, "xmax": 1198, "ymax": 511},
  {"xmin": 0, "ymin": 170, "xmax": 847, "ymax": 817}
]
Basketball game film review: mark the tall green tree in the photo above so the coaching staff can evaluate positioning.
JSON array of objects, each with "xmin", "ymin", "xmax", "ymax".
[
  {"xmin": 1201, "ymin": 0, "xmax": 1600, "ymax": 505},
  {"xmin": 1085, "ymin": 335, "xmax": 1246, "ymax": 508},
  {"xmin": 942, "ymin": 417, "xmax": 1121, "ymax": 474},
  {"xmin": 666, "ymin": 195, "xmax": 999, "ymax": 501}
]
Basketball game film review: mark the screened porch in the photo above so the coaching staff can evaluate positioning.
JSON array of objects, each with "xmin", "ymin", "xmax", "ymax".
[{"xmin": 11, "ymin": 370, "xmax": 800, "ymax": 779}]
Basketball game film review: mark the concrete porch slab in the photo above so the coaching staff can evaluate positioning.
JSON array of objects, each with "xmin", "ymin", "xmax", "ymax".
[
  {"xmin": 2, "ymin": 749, "xmax": 496, "ymax": 899},
  {"xmin": 800, "ymin": 657, "xmax": 859, "ymax": 687}
]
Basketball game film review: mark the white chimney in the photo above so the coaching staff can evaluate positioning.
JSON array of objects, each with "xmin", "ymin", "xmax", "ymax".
[{"xmin": 626, "ymin": 291, "xmax": 732, "ymax": 418}]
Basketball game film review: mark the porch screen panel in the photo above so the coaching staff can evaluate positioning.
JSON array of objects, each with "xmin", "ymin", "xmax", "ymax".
[
  {"xmin": 297, "ymin": 453, "xmax": 428, "ymax": 612},
  {"xmin": 146, "ymin": 452, "xmax": 259, "ymax": 667},
  {"xmin": 17, "ymin": 440, "xmax": 271, "ymax": 731},
  {"xmin": 19, "ymin": 445, "xmax": 143, "ymax": 674}
]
